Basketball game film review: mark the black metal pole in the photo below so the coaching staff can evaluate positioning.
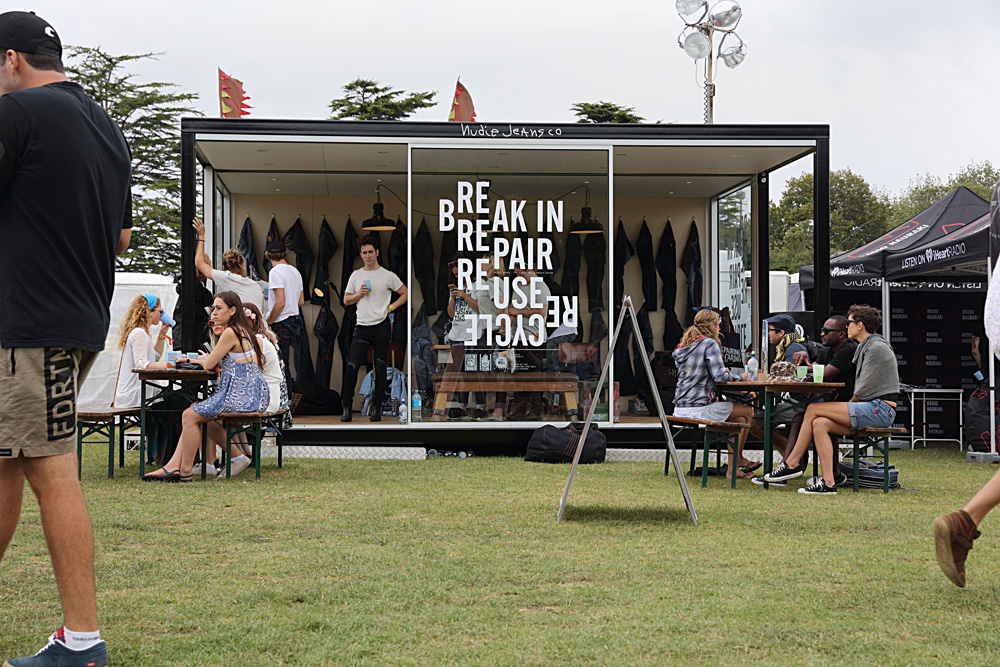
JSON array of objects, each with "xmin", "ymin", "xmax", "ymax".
[
  {"xmin": 180, "ymin": 129, "xmax": 196, "ymax": 352},
  {"xmin": 813, "ymin": 139, "xmax": 830, "ymax": 322},
  {"xmin": 755, "ymin": 171, "xmax": 770, "ymax": 320}
]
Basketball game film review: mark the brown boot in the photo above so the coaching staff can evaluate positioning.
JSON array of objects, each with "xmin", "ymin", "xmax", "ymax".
[{"xmin": 933, "ymin": 509, "xmax": 981, "ymax": 587}]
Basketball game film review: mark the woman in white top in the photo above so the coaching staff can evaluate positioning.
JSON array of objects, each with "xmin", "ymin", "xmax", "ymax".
[
  {"xmin": 446, "ymin": 254, "xmax": 487, "ymax": 419},
  {"xmin": 478, "ymin": 253, "xmax": 509, "ymax": 420},
  {"xmin": 244, "ymin": 302, "xmax": 289, "ymax": 415},
  {"xmin": 114, "ymin": 294, "xmax": 170, "ymax": 407},
  {"xmin": 192, "ymin": 217, "xmax": 266, "ymax": 313}
]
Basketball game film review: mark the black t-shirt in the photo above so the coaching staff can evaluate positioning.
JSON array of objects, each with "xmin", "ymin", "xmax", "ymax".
[
  {"xmin": 0, "ymin": 81, "xmax": 132, "ymax": 351},
  {"xmin": 815, "ymin": 339, "xmax": 858, "ymax": 402}
]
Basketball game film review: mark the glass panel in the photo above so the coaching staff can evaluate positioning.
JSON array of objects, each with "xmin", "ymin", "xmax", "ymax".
[
  {"xmin": 409, "ymin": 147, "xmax": 610, "ymax": 423},
  {"xmin": 715, "ymin": 184, "xmax": 752, "ymax": 366}
]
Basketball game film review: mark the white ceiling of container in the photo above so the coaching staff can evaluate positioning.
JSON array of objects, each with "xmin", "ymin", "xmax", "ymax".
[{"xmin": 198, "ymin": 140, "xmax": 811, "ymax": 200}]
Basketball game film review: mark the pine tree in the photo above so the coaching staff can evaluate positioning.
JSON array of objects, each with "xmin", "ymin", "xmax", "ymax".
[{"xmin": 329, "ymin": 78, "xmax": 436, "ymax": 120}]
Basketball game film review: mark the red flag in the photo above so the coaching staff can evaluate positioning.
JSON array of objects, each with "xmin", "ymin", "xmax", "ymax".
[
  {"xmin": 219, "ymin": 68, "xmax": 252, "ymax": 119},
  {"xmin": 448, "ymin": 79, "xmax": 476, "ymax": 122}
]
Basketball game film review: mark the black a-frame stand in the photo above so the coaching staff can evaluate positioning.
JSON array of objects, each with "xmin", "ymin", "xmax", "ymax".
[{"xmin": 557, "ymin": 296, "xmax": 697, "ymax": 525}]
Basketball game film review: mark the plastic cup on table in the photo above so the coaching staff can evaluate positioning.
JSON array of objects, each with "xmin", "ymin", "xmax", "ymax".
[
  {"xmin": 812, "ymin": 364, "xmax": 824, "ymax": 383},
  {"xmin": 796, "ymin": 365, "xmax": 808, "ymax": 380}
]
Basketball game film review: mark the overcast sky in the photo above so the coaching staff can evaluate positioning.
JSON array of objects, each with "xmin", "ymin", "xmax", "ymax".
[{"xmin": 33, "ymin": 0, "xmax": 1000, "ymax": 199}]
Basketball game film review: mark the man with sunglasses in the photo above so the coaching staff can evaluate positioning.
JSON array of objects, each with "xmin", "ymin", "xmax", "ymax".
[
  {"xmin": 341, "ymin": 235, "xmax": 406, "ymax": 422},
  {"xmin": 751, "ymin": 315, "xmax": 858, "ymax": 486},
  {"xmin": 764, "ymin": 305, "xmax": 899, "ymax": 494}
]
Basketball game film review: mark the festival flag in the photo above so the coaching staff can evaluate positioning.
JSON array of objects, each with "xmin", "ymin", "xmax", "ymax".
[
  {"xmin": 448, "ymin": 78, "xmax": 476, "ymax": 122},
  {"xmin": 219, "ymin": 68, "xmax": 252, "ymax": 119}
]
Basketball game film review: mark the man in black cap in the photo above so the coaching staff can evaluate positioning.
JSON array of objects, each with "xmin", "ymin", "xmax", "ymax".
[
  {"xmin": 0, "ymin": 11, "xmax": 131, "ymax": 667},
  {"xmin": 265, "ymin": 238, "xmax": 305, "ymax": 391},
  {"xmin": 765, "ymin": 314, "xmax": 807, "ymax": 362}
]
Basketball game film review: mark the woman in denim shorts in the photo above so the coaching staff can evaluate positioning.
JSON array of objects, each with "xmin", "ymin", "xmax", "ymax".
[{"xmin": 763, "ymin": 304, "xmax": 899, "ymax": 494}]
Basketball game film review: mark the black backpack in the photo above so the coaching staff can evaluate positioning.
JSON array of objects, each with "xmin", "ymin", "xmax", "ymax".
[{"xmin": 525, "ymin": 423, "xmax": 607, "ymax": 464}]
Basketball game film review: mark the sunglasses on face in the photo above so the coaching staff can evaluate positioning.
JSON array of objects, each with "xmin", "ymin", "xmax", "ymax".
[
  {"xmin": 820, "ymin": 327, "xmax": 845, "ymax": 334},
  {"xmin": 847, "ymin": 318, "xmax": 861, "ymax": 325},
  {"xmin": 767, "ymin": 328, "xmax": 778, "ymax": 333},
  {"xmin": 448, "ymin": 260, "xmax": 458, "ymax": 268}
]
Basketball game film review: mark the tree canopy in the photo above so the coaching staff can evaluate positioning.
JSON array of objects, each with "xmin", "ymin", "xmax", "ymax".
[
  {"xmin": 570, "ymin": 101, "xmax": 644, "ymax": 123},
  {"xmin": 890, "ymin": 160, "xmax": 999, "ymax": 227},
  {"xmin": 329, "ymin": 78, "xmax": 437, "ymax": 120},
  {"xmin": 66, "ymin": 46, "xmax": 201, "ymax": 275},
  {"xmin": 769, "ymin": 169, "xmax": 891, "ymax": 273}
]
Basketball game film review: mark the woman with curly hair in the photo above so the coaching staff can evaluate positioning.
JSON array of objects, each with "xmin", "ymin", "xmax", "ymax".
[
  {"xmin": 243, "ymin": 302, "xmax": 289, "ymax": 418},
  {"xmin": 113, "ymin": 294, "xmax": 171, "ymax": 408},
  {"xmin": 143, "ymin": 291, "xmax": 269, "ymax": 482},
  {"xmin": 672, "ymin": 308, "xmax": 757, "ymax": 480}
]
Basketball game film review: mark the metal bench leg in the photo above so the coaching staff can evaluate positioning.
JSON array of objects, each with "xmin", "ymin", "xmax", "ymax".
[
  {"xmin": 107, "ymin": 421, "xmax": 116, "ymax": 479},
  {"xmin": 76, "ymin": 426, "xmax": 84, "ymax": 481},
  {"xmin": 254, "ymin": 422, "xmax": 262, "ymax": 480},
  {"xmin": 852, "ymin": 434, "xmax": 861, "ymax": 492},
  {"xmin": 701, "ymin": 432, "xmax": 711, "ymax": 488},
  {"xmin": 277, "ymin": 426, "xmax": 283, "ymax": 469}
]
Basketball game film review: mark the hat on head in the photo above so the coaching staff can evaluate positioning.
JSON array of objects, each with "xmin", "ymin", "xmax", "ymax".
[
  {"xmin": 265, "ymin": 238, "xmax": 286, "ymax": 253},
  {"xmin": 0, "ymin": 11, "xmax": 61, "ymax": 58},
  {"xmin": 765, "ymin": 314, "xmax": 796, "ymax": 334}
]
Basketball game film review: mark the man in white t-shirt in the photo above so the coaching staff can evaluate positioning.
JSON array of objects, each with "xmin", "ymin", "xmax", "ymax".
[
  {"xmin": 341, "ymin": 234, "xmax": 407, "ymax": 422},
  {"xmin": 264, "ymin": 238, "xmax": 305, "ymax": 390}
]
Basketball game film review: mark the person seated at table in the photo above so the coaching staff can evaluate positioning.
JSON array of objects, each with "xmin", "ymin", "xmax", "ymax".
[
  {"xmin": 672, "ymin": 308, "xmax": 757, "ymax": 480},
  {"xmin": 245, "ymin": 302, "xmax": 290, "ymax": 419},
  {"xmin": 765, "ymin": 314, "xmax": 807, "ymax": 363},
  {"xmin": 114, "ymin": 294, "xmax": 171, "ymax": 405},
  {"xmin": 113, "ymin": 294, "xmax": 176, "ymax": 463},
  {"xmin": 763, "ymin": 304, "xmax": 899, "ymax": 495},
  {"xmin": 445, "ymin": 253, "xmax": 487, "ymax": 419},
  {"xmin": 749, "ymin": 315, "xmax": 857, "ymax": 486},
  {"xmin": 192, "ymin": 217, "xmax": 265, "ymax": 313},
  {"xmin": 143, "ymin": 291, "xmax": 269, "ymax": 482}
]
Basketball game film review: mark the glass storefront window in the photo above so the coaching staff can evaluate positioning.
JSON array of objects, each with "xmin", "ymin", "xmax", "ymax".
[
  {"xmin": 409, "ymin": 147, "xmax": 610, "ymax": 423},
  {"xmin": 715, "ymin": 184, "xmax": 752, "ymax": 364}
]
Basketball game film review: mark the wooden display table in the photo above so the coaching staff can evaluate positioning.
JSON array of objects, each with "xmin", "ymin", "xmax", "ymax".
[{"xmin": 430, "ymin": 371, "xmax": 579, "ymax": 421}]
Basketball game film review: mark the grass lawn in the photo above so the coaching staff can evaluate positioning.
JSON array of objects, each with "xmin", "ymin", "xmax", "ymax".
[{"xmin": 2, "ymin": 444, "xmax": 999, "ymax": 666}]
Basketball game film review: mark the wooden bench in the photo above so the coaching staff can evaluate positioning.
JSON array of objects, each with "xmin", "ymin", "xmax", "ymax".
[
  {"xmin": 430, "ymin": 372, "xmax": 579, "ymax": 421},
  {"xmin": 76, "ymin": 408, "xmax": 141, "ymax": 479},
  {"xmin": 217, "ymin": 410, "xmax": 288, "ymax": 479},
  {"xmin": 846, "ymin": 427, "xmax": 906, "ymax": 493},
  {"xmin": 664, "ymin": 416, "xmax": 750, "ymax": 489}
]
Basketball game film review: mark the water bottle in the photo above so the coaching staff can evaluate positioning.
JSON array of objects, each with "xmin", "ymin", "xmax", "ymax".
[
  {"xmin": 747, "ymin": 352, "xmax": 759, "ymax": 381},
  {"xmin": 412, "ymin": 389, "xmax": 422, "ymax": 422},
  {"xmin": 398, "ymin": 404, "xmax": 407, "ymax": 425}
]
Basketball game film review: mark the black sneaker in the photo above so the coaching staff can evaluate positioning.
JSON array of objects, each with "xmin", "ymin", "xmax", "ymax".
[
  {"xmin": 369, "ymin": 411, "xmax": 382, "ymax": 422},
  {"xmin": 751, "ymin": 476, "xmax": 786, "ymax": 486},
  {"xmin": 809, "ymin": 473, "xmax": 849, "ymax": 488},
  {"xmin": 798, "ymin": 479, "xmax": 837, "ymax": 495},
  {"xmin": 341, "ymin": 407, "xmax": 353, "ymax": 423},
  {"xmin": 763, "ymin": 459, "xmax": 807, "ymax": 482},
  {"xmin": 6, "ymin": 628, "xmax": 108, "ymax": 666}
]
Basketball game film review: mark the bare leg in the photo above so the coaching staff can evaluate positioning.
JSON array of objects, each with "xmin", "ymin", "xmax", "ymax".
[
  {"xmin": 149, "ymin": 407, "xmax": 212, "ymax": 476},
  {"xmin": 812, "ymin": 416, "xmax": 852, "ymax": 486},
  {"xmin": 749, "ymin": 414, "xmax": 789, "ymax": 461},
  {"xmin": 726, "ymin": 404, "xmax": 754, "ymax": 478},
  {"xmin": 785, "ymin": 402, "xmax": 852, "ymax": 468},
  {"xmin": 21, "ymin": 452, "xmax": 98, "ymax": 631},
  {"xmin": 964, "ymin": 466, "xmax": 1000, "ymax": 526},
  {"xmin": 0, "ymin": 458, "xmax": 26, "ymax": 563},
  {"xmin": 205, "ymin": 421, "xmax": 243, "ymax": 459}
]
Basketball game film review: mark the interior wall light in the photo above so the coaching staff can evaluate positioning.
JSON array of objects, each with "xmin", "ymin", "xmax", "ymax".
[
  {"xmin": 361, "ymin": 184, "xmax": 397, "ymax": 231},
  {"xmin": 569, "ymin": 185, "xmax": 603, "ymax": 234},
  {"xmin": 676, "ymin": 0, "xmax": 747, "ymax": 123}
]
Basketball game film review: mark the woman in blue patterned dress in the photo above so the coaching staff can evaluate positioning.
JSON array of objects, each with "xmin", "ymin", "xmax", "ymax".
[{"xmin": 143, "ymin": 291, "xmax": 269, "ymax": 482}]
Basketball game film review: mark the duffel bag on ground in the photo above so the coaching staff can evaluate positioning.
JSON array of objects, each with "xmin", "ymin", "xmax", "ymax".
[
  {"xmin": 838, "ymin": 459, "xmax": 900, "ymax": 490},
  {"xmin": 525, "ymin": 423, "xmax": 607, "ymax": 464}
]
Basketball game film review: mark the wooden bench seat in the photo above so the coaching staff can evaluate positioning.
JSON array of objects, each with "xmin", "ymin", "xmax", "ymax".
[
  {"xmin": 663, "ymin": 416, "xmax": 750, "ymax": 489},
  {"xmin": 430, "ymin": 371, "xmax": 579, "ymax": 421},
  {"xmin": 76, "ymin": 408, "xmax": 142, "ymax": 479}
]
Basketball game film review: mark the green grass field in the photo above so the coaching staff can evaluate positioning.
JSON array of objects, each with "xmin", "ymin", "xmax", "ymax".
[{"xmin": 2, "ymin": 445, "xmax": 999, "ymax": 666}]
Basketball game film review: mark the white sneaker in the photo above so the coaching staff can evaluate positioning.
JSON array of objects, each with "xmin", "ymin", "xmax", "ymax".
[
  {"xmin": 192, "ymin": 462, "xmax": 217, "ymax": 477},
  {"xmin": 218, "ymin": 455, "xmax": 252, "ymax": 478}
]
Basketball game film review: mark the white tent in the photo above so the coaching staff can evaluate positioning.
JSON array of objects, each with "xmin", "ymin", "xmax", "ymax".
[{"xmin": 77, "ymin": 273, "xmax": 177, "ymax": 411}]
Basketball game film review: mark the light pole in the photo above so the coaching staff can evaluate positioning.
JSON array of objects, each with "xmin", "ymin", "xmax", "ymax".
[{"xmin": 676, "ymin": 0, "xmax": 747, "ymax": 124}]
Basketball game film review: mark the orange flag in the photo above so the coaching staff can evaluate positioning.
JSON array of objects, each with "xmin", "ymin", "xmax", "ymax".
[
  {"xmin": 219, "ymin": 68, "xmax": 252, "ymax": 119},
  {"xmin": 448, "ymin": 79, "xmax": 476, "ymax": 122}
]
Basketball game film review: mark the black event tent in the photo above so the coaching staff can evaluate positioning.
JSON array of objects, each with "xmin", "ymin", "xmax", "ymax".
[
  {"xmin": 800, "ymin": 186, "xmax": 990, "ymax": 291},
  {"xmin": 884, "ymin": 210, "xmax": 991, "ymax": 282}
]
